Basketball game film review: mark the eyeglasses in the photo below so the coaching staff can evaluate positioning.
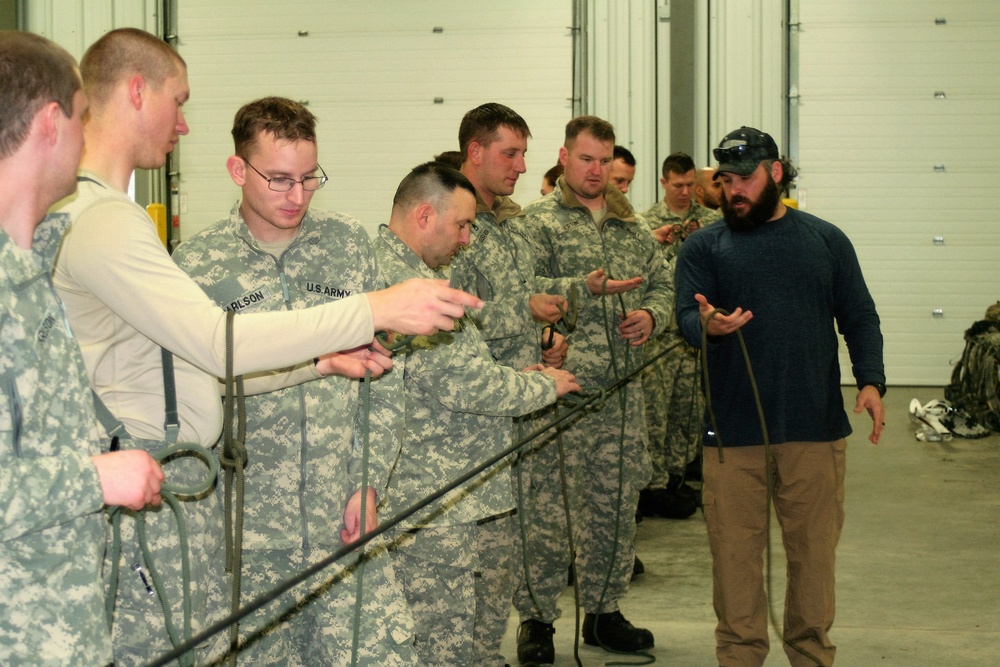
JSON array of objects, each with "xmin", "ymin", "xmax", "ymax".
[{"xmin": 241, "ymin": 157, "xmax": 328, "ymax": 192}]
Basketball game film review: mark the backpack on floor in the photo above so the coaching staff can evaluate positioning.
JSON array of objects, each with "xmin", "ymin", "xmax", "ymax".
[{"xmin": 944, "ymin": 303, "xmax": 1000, "ymax": 432}]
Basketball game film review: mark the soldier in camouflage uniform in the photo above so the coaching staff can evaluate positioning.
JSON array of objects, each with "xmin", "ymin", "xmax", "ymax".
[
  {"xmin": 0, "ymin": 32, "xmax": 164, "ymax": 666},
  {"xmin": 447, "ymin": 103, "xmax": 579, "ymax": 667},
  {"xmin": 374, "ymin": 162, "xmax": 580, "ymax": 667},
  {"xmin": 516, "ymin": 116, "xmax": 673, "ymax": 659},
  {"xmin": 173, "ymin": 97, "xmax": 416, "ymax": 665},
  {"xmin": 694, "ymin": 165, "xmax": 722, "ymax": 210},
  {"xmin": 53, "ymin": 30, "xmax": 479, "ymax": 666},
  {"xmin": 639, "ymin": 152, "xmax": 723, "ymax": 519}
]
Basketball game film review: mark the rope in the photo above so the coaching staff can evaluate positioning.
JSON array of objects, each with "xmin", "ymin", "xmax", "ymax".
[
  {"xmin": 349, "ymin": 371, "xmax": 374, "ymax": 667},
  {"xmin": 582, "ymin": 272, "xmax": 653, "ymax": 666},
  {"xmin": 219, "ymin": 309, "xmax": 247, "ymax": 665},
  {"xmin": 145, "ymin": 338, "xmax": 682, "ymax": 667},
  {"xmin": 374, "ymin": 315, "xmax": 469, "ymax": 353},
  {"xmin": 556, "ymin": 422, "xmax": 584, "ymax": 667},
  {"xmin": 513, "ymin": 417, "xmax": 546, "ymax": 617},
  {"xmin": 700, "ymin": 308, "xmax": 826, "ymax": 667}
]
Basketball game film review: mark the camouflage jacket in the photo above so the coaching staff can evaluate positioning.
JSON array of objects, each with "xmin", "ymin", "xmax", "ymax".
[
  {"xmin": 0, "ymin": 214, "xmax": 111, "ymax": 665},
  {"xmin": 524, "ymin": 179, "xmax": 674, "ymax": 386},
  {"xmin": 641, "ymin": 200, "xmax": 719, "ymax": 340},
  {"xmin": 372, "ymin": 225, "xmax": 557, "ymax": 527},
  {"xmin": 174, "ymin": 204, "xmax": 393, "ymax": 551},
  {"xmin": 640, "ymin": 199, "xmax": 722, "ymax": 262},
  {"xmin": 450, "ymin": 193, "xmax": 584, "ymax": 370}
]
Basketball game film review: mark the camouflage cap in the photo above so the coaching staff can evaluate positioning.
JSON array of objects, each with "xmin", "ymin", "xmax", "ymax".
[{"xmin": 712, "ymin": 126, "xmax": 779, "ymax": 178}]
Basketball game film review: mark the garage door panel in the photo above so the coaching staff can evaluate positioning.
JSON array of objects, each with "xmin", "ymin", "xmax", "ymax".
[
  {"xmin": 803, "ymin": 1, "xmax": 1000, "ymax": 24},
  {"xmin": 179, "ymin": 1, "xmax": 573, "ymax": 239},
  {"xmin": 182, "ymin": 1, "xmax": 570, "ymax": 34},
  {"xmin": 798, "ymin": 1, "xmax": 1000, "ymax": 385}
]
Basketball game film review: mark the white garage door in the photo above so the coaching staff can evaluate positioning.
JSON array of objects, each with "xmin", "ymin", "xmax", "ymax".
[
  {"xmin": 176, "ymin": 0, "xmax": 573, "ymax": 240},
  {"xmin": 794, "ymin": 1, "xmax": 1000, "ymax": 386}
]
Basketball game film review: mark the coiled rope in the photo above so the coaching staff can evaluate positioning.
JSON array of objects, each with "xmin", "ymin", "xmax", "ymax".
[{"xmin": 107, "ymin": 441, "xmax": 218, "ymax": 667}]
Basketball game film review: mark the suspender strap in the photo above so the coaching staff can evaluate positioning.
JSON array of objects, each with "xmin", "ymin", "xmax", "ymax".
[
  {"xmin": 161, "ymin": 347, "xmax": 180, "ymax": 444},
  {"xmin": 91, "ymin": 389, "xmax": 131, "ymax": 444},
  {"xmin": 91, "ymin": 347, "xmax": 180, "ymax": 445}
]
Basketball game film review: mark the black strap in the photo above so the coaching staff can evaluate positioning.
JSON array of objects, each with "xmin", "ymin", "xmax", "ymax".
[
  {"xmin": 91, "ymin": 389, "xmax": 131, "ymax": 446},
  {"xmin": 91, "ymin": 347, "xmax": 181, "ymax": 445},
  {"xmin": 161, "ymin": 348, "xmax": 180, "ymax": 444},
  {"xmin": 76, "ymin": 175, "xmax": 107, "ymax": 188}
]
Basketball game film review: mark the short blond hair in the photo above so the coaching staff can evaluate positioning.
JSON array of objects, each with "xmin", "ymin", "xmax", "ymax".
[{"xmin": 81, "ymin": 28, "xmax": 185, "ymax": 107}]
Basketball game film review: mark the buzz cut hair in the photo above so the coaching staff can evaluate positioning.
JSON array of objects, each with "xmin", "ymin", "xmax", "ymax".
[
  {"xmin": 458, "ymin": 102, "xmax": 531, "ymax": 162},
  {"xmin": 393, "ymin": 161, "xmax": 476, "ymax": 215},
  {"xmin": 565, "ymin": 115, "xmax": 615, "ymax": 150},
  {"xmin": 613, "ymin": 145, "xmax": 636, "ymax": 167},
  {"xmin": 661, "ymin": 152, "xmax": 696, "ymax": 179},
  {"xmin": 0, "ymin": 31, "xmax": 80, "ymax": 161},
  {"xmin": 232, "ymin": 96, "xmax": 317, "ymax": 158},
  {"xmin": 80, "ymin": 28, "xmax": 185, "ymax": 108}
]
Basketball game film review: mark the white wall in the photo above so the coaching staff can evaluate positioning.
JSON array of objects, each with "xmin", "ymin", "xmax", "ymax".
[
  {"xmin": 584, "ymin": 0, "xmax": 659, "ymax": 210},
  {"xmin": 706, "ymin": 0, "xmax": 786, "ymax": 157},
  {"xmin": 794, "ymin": 0, "xmax": 1000, "ymax": 385},
  {"xmin": 176, "ymin": 0, "xmax": 574, "ymax": 239},
  {"xmin": 22, "ymin": 0, "xmax": 159, "ymax": 60}
]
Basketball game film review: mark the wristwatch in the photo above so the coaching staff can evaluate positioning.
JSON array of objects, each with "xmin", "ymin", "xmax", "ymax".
[{"xmin": 862, "ymin": 382, "xmax": 887, "ymax": 397}]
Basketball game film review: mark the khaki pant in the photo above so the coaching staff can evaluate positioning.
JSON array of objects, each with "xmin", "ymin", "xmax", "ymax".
[{"xmin": 703, "ymin": 440, "xmax": 847, "ymax": 667}]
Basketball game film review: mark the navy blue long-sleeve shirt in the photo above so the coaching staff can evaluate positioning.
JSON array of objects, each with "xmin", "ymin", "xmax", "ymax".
[{"xmin": 675, "ymin": 207, "xmax": 885, "ymax": 447}]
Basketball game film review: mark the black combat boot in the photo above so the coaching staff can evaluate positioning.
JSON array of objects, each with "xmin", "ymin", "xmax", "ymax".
[
  {"xmin": 516, "ymin": 618, "xmax": 555, "ymax": 665},
  {"xmin": 582, "ymin": 610, "xmax": 654, "ymax": 652},
  {"xmin": 667, "ymin": 473, "xmax": 699, "ymax": 502},
  {"xmin": 638, "ymin": 486, "xmax": 696, "ymax": 519}
]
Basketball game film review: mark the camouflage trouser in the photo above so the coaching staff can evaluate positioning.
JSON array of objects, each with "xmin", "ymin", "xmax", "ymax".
[
  {"xmin": 513, "ymin": 384, "xmax": 651, "ymax": 620},
  {"xmin": 641, "ymin": 335, "xmax": 704, "ymax": 488},
  {"xmin": 391, "ymin": 522, "xmax": 477, "ymax": 666},
  {"xmin": 215, "ymin": 544, "xmax": 415, "ymax": 666},
  {"xmin": 473, "ymin": 513, "xmax": 517, "ymax": 667},
  {"xmin": 107, "ymin": 438, "xmax": 228, "ymax": 667},
  {"xmin": 390, "ymin": 516, "xmax": 516, "ymax": 667}
]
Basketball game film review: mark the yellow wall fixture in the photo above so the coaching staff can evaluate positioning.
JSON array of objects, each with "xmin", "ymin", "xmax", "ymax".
[{"xmin": 146, "ymin": 203, "xmax": 167, "ymax": 247}]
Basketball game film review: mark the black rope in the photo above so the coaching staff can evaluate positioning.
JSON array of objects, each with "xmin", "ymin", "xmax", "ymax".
[
  {"xmin": 219, "ymin": 310, "xmax": 247, "ymax": 665},
  {"xmin": 145, "ymin": 337, "xmax": 684, "ymax": 667},
  {"xmin": 701, "ymin": 308, "xmax": 826, "ymax": 667}
]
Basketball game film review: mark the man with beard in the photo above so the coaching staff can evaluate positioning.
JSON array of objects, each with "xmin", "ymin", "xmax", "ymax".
[{"xmin": 674, "ymin": 126, "xmax": 886, "ymax": 667}]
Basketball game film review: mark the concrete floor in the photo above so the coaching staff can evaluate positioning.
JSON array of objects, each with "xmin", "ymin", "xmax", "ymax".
[{"xmin": 499, "ymin": 386, "xmax": 1000, "ymax": 666}]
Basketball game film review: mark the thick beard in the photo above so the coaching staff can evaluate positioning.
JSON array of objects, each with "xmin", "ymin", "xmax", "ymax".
[{"xmin": 722, "ymin": 176, "xmax": 782, "ymax": 232}]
